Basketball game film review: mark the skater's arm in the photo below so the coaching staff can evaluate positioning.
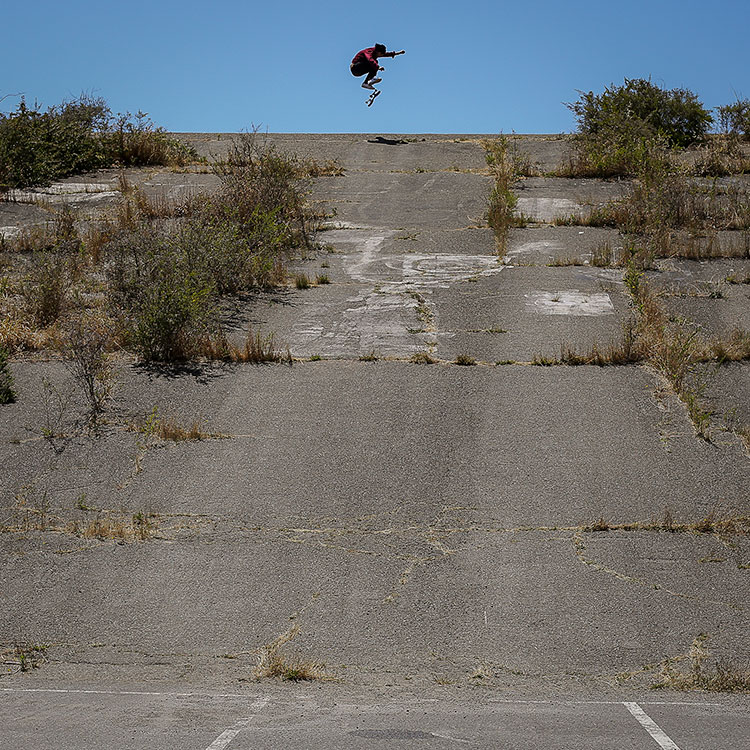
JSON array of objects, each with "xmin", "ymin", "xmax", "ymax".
[{"xmin": 383, "ymin": 49, "xmax": 406, "ymax": 58}]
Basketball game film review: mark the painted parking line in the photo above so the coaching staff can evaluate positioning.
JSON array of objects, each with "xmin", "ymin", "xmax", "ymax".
[
  {"xmin": 0, "ymin": 688, "xmax": 260, "ymax": 699},
  {"xmin": 205, "ymin": 698, "xmax": 269, "ymax": 750},
  {"xmin": 624, "ymin": 702, "xmax": 681, "ymax": 750},
  {"xmin": 0, "ymin": 689, "xmax": 722, "ymax": 709}
]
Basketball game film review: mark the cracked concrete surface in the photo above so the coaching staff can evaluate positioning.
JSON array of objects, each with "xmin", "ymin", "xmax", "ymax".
[{"xmin": 1, "ymin": 135, "xmax": 748, "ymax": 716}]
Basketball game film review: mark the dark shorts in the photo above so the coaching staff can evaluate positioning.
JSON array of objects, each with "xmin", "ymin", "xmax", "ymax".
[{"xmin": 350, "ymin": 61, "xmax": 372, "ymax": 77}]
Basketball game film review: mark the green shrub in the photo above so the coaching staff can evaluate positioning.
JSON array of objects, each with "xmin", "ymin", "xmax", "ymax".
[
  {"xmin": 568, "ymin": 78, "xmax": 713, "ymax": 148},
  {"xmin": 0, "ymin": 96, "xmax": 109, "ymax": 189},
  {"xmin": 717, "ymin": 98, "xmax": 750, "ymax": 140},
  {"xmin": 0, "ymin": 95, "xmax": 196, "ymax": 190},
  {"xmin": 21, "ymin": 250, "xmax": 71, "ymax": 327},
  {"xmin": 563, "ymin": 79, "xmax": 713, "ymax": 177},
  {"xmin": 101, "ymin": 110, "xmax": 195, "ymax": 167},
  {"xmin": 0, "ymin": 346, "xmax": 16, "ymax": 403},
  {"xmin": 108, "ymin": 232, "xmax": 216, "ymax": 361}
]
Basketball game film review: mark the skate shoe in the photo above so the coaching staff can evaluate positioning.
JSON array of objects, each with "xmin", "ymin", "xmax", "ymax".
[{"xmin": 362, "ymin": 81, "xmax": 376, "ymax": 90}]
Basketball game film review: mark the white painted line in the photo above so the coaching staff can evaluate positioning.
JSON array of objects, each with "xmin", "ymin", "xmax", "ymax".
[
  {"xmin": 486, "ymin": 698, "xmax": 721, "ymax": 707},
  {"xmin": 205, "ymin": 698, "xmax": 269, "ymax": 750},
  {"xmin": 0, "ymin": 687, "xmax": 262, "ymax": 700},
  {"xmin": 0, "ymin": 688, "xmax": 721, "ymax": 709},
  {"xmin": 624, "ymin": 702, "xmax": 681, "ymax": 750}
]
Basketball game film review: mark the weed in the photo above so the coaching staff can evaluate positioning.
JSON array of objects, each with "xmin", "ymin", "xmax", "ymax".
[
  {"xmin": 99, "ymin": 132, "xmax": 319, "ymax": 362},
  {"xmin": 411, "ymin": 351, "xmax": 436, "ymax": 364},
  {"xmin": 531, "ymin": 354, "xmax": 555, "ymax": 366},
  {"xmin": 585, "ymin": 517, "xmax": 610, "ymax": 532},
  {"xmin": 102, "ymin": 111, "xmax": 196, "ymax": 168},
  {"xmin": 359, "ymin": 350, "xmax": 378, "ymax": 361},
  {"xmin": 454, "ymin": 354, "xmax": 476, "ymax": 366},
  {"xmin": 73, "ymin": 512, "xmax": 159, "ymax": 541},
  {"xmin": 131, "ymin": 406, "xmax": 216, "ymax": 442},
  {"xmin": 253, "ymin": 625, "xmax": 325, "ymax": 682},
  {"xmin": 59, "ymin": 314, "xmax": 113, "ymax": 425},
  {"xmin": 708, "ymin": 329, "xmax": 750, "ymax": 362},
  {"xmin": 294, "ymin": 273, "xmax": 311, "ymax": 289},
  {"xmin": 482, "ymin": 136, "xmax": 531, "ymax": 252},
  {"xmin": 546, "ymin": 256, "xmax": 586, "ymax": 267},
  {"xmin": 315, "ymin": 273, "xmax": 331, "ymax": 285},
  {"xmin": 652, "ymin": 634, "xmax": 750, "ymax": 693},
  {"xmin": 2, "ymin": 644, "xmax": 47, "ymax": 673},
  {"xmin": 591, "ymin": 241, "xmax": 614, "ymax": 267},
  {"xmin": 467, "ymin": 327, "xmax": 507, "ymax": 334},
  {"xmin": 21, "ymin": 250, "xmax": 71, "ymax": 327},
  {"xmin": 0, "ymin": 345, "xmax": 15, "ymax": 403},
  {"xmin": 692, "ymin": 135, "xmax": 750, "ymax": 176},
  {"xmin": 300, "ymin": 157, "xmax": 345, "ymax": 177}
]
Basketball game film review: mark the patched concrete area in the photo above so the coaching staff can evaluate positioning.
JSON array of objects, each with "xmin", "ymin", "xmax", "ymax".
[{"xmin": 1, "ymin": 133, "xmax": 748, "ymax": 741}]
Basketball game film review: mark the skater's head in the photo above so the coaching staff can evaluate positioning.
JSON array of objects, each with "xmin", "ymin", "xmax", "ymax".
[{"xmin": 374, "ymin": 43, "xmax": 387, "ymax": 56}]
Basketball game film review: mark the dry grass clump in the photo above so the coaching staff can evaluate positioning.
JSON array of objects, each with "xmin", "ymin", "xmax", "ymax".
[
  {"xmin": 707, "ymin": 328, "xmax": 750, "ymax": 362},
  {"xmin": 196, "ymin": 328, "xmax": 288, "ymax": 364},
  {"xmin": 130, "ymin": 406, "xmax": 216, "ymax": 442},
  {"xmin": 559, "ymin": 321, "xmax": 644, "ymax": 367},
  {"xmin": 72, "ymin": 512, "xmax": 159, "ymax": 541},
  {"xmin": 652, "ymin": 635, "xmax": 750, "ymax": 693},
  {"xmin": 2, "ymin": 489, "xmax": 160, "ymax": 543},
  {"xmin": 253, "ymin": 625, "xmax": 326, "ymax": 682},
  {"xmin": 583, "ymin": 508, "xmax": 749, "ymax": 537},
  {"xmin": 691, "ymin": 135, "xmax": 750, "ymax": 177},
  {"xmin": 411, "ymin": 351, "xmax": 437, "ymax": 364}
]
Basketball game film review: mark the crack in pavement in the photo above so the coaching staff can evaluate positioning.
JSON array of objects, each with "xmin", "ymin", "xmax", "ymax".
[{"xmin": 572, "ymin": 532, "xmax": 745, "ymax": 611}]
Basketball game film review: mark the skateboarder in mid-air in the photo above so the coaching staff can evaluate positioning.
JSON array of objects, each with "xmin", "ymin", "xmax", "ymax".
[{"xmin": 350, "ymin": 43, "xmax": 405, "ymax": 105}]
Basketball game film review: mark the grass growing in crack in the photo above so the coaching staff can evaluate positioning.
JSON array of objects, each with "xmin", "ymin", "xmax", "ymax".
[
  {"xmin": 3, "ymin": 488, "xmax": 160, "ymax": 542},
  {"xmin": 72, "ymin": 512, "xmax": 159, "ymax": 541},
  {"xmin": 2, "ymin": 644, "xmax": 48, "ymax": 674},
  {"xmin": 582, "ymin": 508, "xmax": 750, "ymax": 537},
  {"xmin": 652, "ymin": 634, "xmax": 750, "ymax": 693},
  {"xmin": 454, "ymin": 354, "xmax": 477, "ymax": 366},
  {"xmin": 197, "ymin": 328, "xmax": 288, "ymax": 364},
  {"xmin": 130, "ymin": 406, "xmax": 219, "ymax": 442},
  {"xmin": 411, "ymin": 351, "xmax": 436, "ymax": 364},
  {"xmin": 253, "ymin": 625, "xmax": 325, "ymax": 682},
  {"xmin": 359, "ymin": 350, "xmax": 378, "ymax": 361},
  {"xmin": 483, "ymin": 136, "xmax": 534, "ymax": 253},
  {"xmin": 294, "ymin": 273, "xmax": 311, "ymax": 289}
]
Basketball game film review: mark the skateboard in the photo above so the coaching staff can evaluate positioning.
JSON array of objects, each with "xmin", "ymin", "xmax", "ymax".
[{"xmin": 366, "ymin": 89, "xmax": 381, "ymax": 107}]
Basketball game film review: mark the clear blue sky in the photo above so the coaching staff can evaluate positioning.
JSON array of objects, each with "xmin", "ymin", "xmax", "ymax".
[{"xmin": 5, "ymin": 0, "xmax": 748, "ymax": 134}]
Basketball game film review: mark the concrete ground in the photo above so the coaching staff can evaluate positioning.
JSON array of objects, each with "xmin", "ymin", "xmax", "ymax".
[{"xmin": 1, "ymin": 134, "xmax": 748, "ymax": 748}]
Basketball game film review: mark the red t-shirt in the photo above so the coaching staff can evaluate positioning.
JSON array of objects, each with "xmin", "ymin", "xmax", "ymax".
[{"xmin": 351, "ymin": 47, "xmax": 396, "ymax": 74}]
